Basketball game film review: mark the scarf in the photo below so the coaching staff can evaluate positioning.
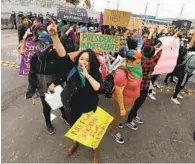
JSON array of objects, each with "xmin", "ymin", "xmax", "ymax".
[
  {"xmin": 77, "ymin": 66, "xmax": 86, "ymax": 87},
  {"xmin": 125, "ymin": 62, "xmax": 143, "ymax": 79}
]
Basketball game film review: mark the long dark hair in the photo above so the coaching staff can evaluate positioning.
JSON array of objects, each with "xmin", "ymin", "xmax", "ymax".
[{"xmin": 75, "ymin": 49, "xmax": 101, "ymax": 78}]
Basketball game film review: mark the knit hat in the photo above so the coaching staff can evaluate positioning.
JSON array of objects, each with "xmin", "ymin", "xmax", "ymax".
[
  {"xmin": 125, "ymin": 50, "xmax": 142, "ymax": 60},
  {"xmin": 38, "ymin": 33, "xmax": 52, "ymax": 42},
  {"xmin": 142, "ymin": 46, "xmax": 155, "ymax": 59}
]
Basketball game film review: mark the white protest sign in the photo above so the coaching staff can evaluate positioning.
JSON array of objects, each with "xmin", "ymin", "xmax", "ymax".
[
  {"xmin": 152, "ymin": 36, "xmax": 180, "ymax": 75},
  {"xmin": 111, "ymin": 55, "xmax": 124, "ymax": 71}
]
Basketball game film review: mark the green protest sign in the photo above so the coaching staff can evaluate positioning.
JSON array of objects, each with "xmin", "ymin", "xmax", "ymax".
[{"xmin": 80, "ymin": 33, "xmax": 120, "ymax": 52}]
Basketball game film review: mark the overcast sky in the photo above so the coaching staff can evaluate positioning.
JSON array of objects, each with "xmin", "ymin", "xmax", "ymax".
[{"xmin": 92, "ymin": 0, "xmax": 195, "ymax": 19}]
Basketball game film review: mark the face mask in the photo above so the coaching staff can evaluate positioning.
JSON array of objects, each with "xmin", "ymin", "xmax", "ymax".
[{"xmin": 37, "ymin": 42, "xmax": 53, "ymax": 54}]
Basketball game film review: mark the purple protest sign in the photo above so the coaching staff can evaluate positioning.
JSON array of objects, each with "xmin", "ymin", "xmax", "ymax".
[{"xmin": 19, "ymin": 38, "xmax": 37, "ymax": 75}]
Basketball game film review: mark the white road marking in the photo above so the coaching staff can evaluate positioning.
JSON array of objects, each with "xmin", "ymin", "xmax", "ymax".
[
  {"xmin": 1, "ymin": 33, "xmax": 18, "ymax": 37},
  {"xmin": 1, "ymin": 42, "xmax": 18, "ymax": 47}
]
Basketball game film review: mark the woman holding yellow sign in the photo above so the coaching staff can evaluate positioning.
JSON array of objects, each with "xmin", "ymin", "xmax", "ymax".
[{"xmin": 47, "ymin": 20, "xmax": 104, "ymax": 163}]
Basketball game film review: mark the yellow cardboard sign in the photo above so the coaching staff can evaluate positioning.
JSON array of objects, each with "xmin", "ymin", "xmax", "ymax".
[
  {"xmin": 190, "ymin": 32, "xmax": 195, "ymax": 47},
  {"xmin": 128, "ymin": 18, "xmax": 142, "ymax": 30},
  {"xmin": 103, "ymin": 9, "xmax": 131, "ymax": 27},
  {"xmin": 65, "ymin": 107, "xmax": 113, "ymax": 149}
]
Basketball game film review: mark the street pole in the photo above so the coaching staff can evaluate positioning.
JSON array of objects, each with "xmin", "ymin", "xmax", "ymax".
[
  {"xmin": 144, "ymin": 2, "xmax": 148, "ymax": 24},
  {"xmin": 107, "ymin": 0, "xmax": 110, "ymax": 8},
  {"xmin": 116, "ymin": 0, "xmax": 119, "ymax": 10},
  {"xmin": 179, "ymin": 3, "xmax": 185, "ymax": 19},
  {"xmin": 155, "ymin": 4, "xmax": 160, "ymax": 18}
]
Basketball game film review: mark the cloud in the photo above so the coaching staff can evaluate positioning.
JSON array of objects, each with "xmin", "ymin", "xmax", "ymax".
[{"xmin": 92, "ymin": 0, "xmax": 195, "ymax": 19}]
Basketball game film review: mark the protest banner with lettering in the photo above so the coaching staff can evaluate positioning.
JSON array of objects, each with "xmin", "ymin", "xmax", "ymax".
[
  {"xmin": 111, "ymin": 55, "xmax": 124, "ymax": 70},
  {"xmin": 19, "ymin": 38, "xmax": 37, "ymax": 75},
  {"xmin": 103, "ymin": 9, "xmax": 131, "ymax": 27},
  {"xmin": 127, "ymin": 17, "xmax": 134, "ymax": 30},
  {"xmin": 190, "ymin": 32, "xmax": 195, "ymax": 47},
  {"xmin": 80, "ymin": 33, "xmax": 120, "ymax": 52},
  {"xmin": 65, "ymin": 107, "xmax": 113, "ymax": 149},
  {"xmin": 152, "ymin": 37, "xmax": 180, "ymax": 75},
  {"xmin": 57, "ymin": 6, "xmax": 89, "ymax": 23},
  {"xmin": 128, "ymin": 18, "xmax": 142, "ymax": 30}
]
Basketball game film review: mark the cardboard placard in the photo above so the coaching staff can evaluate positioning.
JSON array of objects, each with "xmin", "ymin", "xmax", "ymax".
[
  {"xmin": 190, "ymin": 32, "xmax": 195, "ymax": 47},
  {"xmin": 80, "ymin": 33, "xmax": 120, "ymax": 52},
  {"xmin": 103, "ymin": 9, "xmax": 131, "ymax": 27},
  {"xmin": 65, "ymin": 107, "xmax": 113, "ymax": 149},
  {"xmin": 127, "ymin": 17, "xmax": 134, "ymax": 30},
  {"xmin": 127, "ymin": 18, "xmax": 142, "ymax": 30}
]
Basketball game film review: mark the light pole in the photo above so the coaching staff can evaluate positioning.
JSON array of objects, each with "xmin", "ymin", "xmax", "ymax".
[
  {"xmin": 144, "ymin": 2, "xmax": 148, "ymax": 23},
  {"xmin": 107, "ymin": 0, "xmax": 110, "ymax": 8},
  {"xmin": 179, "ymin": 3, "xmax": 185, "ymax": 19},
  {"xmin": 155, "ymin": 4, "xmax": 160, "ymax": 18},
  {"xmin": 116, "ymin": 0, "xmax": 119, "ymax": 10}
]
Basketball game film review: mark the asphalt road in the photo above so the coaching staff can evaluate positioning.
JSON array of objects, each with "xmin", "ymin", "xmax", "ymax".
[{"xmin": 1, "ymin": 30, "xmax": 195, "ymax": 163}]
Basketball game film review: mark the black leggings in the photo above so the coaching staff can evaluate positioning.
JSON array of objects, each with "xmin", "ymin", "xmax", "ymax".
[
  {"xmin": 40, "ymin": 96, "xmax": 66, "ymax": 127},
  {"xmin": 148, "ymin": 75, "xmax": 159, "ymax": 94},
  {"xmin": 173, "ymin": 73, "xmax": 192, "ymax": 98},
  {"xmin": 127, "ymin": 90, "xmax": 148, "ymax": 122}
]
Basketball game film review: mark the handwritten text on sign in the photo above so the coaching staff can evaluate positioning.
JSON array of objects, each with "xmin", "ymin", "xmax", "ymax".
[
  {"xmin": 103, "ymin": 9, "xmax": 131, "ymax": 27},
  {"xmin": 19, "ymin": 38, "xmax": 37, "ymax": 75},
  {"xmin": 65, "ymin": 107, "xmax": 113, "ymax": 149},
  {"xmin": 80, "ymin": 33, "xmax": 120, "ymax": 52}
]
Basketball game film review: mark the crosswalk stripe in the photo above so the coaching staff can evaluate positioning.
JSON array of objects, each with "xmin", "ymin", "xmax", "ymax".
[
  {"xmin": 1, "ymin": 33, "xmax": 18, "ymax": 37},
  {"xmin": 1, "ymin": 42, "xmax": 18, "ymax": 47}
]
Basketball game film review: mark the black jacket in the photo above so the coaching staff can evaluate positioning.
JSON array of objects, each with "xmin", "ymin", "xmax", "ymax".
[
  {"xmin": 26, "ymin": 50, "xmax": 73, "ymax": 98},
  {"xmin": 60, "ymin": 57, "xmax": 104, "ymax": 125},
  {"xmin": 18, "ymin": 24, "xmax": 28, "ymax": 42},
  {"xmin": 60, "ymin": 34, "xmax": 76, "ymax": 53}
]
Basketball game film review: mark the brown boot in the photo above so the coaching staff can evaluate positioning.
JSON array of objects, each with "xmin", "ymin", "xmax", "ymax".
[
  {"xmin": 65, "ymin": 142, "xmax": 79, "ymax": 157},
  {"xmin": 92, "ymin": 148, "xmax": 100, "ymax": 163}
]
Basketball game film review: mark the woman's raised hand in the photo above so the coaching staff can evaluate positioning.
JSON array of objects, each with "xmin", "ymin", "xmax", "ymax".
[
  {"xmin": 80, "ymin": 64, "xmax": 90, "ymax": 79},
  {"xmin": 47, "ymin": 20, "xmax": 57, "ymax": 36}
]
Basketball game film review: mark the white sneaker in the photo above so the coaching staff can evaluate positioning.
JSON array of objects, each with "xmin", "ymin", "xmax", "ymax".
[
  {"xmin": 111, "ymin": 132, "xmax": 124, "ymax": 144},
  {"xmin": 152, "ymin": 90, "xmax": 156, "ymax": 95},
  {"xmin": 148, "ymin": 93, "xmax": 156, "ymax": 100},
  {"xmin": 133, "ymin": 116, "xmax": 143, "ymax": 124},
  {"xmin": 125, "ymin": 121, "xmax": 138, "ymax": 130},
  {"xmin": 171, "ymin": 97, "xmax": 181, "ymax": 105},
  {"xmin": 154, "ymin": 83, "xmax": 161, "ymax": 89},
  {"xmin": 177, "ymin": 94, "xmax": 183, "ymax": 99}
]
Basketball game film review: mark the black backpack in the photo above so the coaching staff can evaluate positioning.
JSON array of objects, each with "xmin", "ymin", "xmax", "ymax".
[{"xmin": 103, "ymin": 66, "xmax": 128, "ymax": 98}]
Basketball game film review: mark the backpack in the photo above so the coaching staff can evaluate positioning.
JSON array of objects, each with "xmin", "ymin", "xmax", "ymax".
[{"xmin": 103, "ymin": 66, "xmax": 128, "ymax": 98}]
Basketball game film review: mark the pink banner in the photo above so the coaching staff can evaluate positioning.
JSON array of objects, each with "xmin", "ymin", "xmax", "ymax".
[{"xmin": 152, "ymin": 37, "xmax": 180, "ymax": 75}]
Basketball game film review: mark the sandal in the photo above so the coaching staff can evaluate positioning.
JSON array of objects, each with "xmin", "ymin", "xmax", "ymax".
[{"xmin": 65, "ymin": 142, "xmax": 79, "ymax": 157}]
